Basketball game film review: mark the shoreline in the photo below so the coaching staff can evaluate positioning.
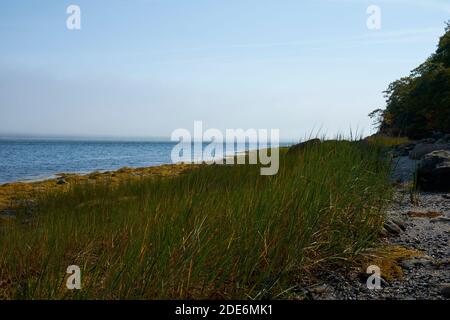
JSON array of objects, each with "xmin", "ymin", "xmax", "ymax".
[
  {"xmin": 0, "ymin": 162, "xmax": 199, "ymax": 214},
  {"xmin": 0, "ymin": 143, "xmax": 281, "ymax": 186},
  {"xmin": 0, "ymin": 146, "xmax": 287, "ymax": 213}
]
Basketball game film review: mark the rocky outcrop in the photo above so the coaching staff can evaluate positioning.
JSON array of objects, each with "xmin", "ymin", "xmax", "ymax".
[
  {"xmin": 390, "ymin": 134, "xmax": 450, "ymax": 160},
  {"xmin": 393, "ymin": 142, "xmax": 416, "ymax": 157},
  {"xmin": 416, "ymin": 150, "xmax": 450, "ymax": 192},
  {"xmin": 390, "ymin": 137, "xmax": 450, "ymax": 191},
  {"xmin": 410, "ymin": 143, "xmax": 450, "ymax": 160}
]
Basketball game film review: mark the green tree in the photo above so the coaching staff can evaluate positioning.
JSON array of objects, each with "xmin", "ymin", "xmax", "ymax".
[{"xmin": 373, "ymin": 22, "xmax": 450, "ymax": 139}]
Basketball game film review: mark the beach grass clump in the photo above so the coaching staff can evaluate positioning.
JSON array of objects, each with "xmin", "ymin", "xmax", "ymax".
[
  {"xmin": 366, "ymin": 135, "xmax": 409, "ymax": 148},
  {"xmin": 0, "ymin": 140, "xmax": 392, "ymax": 299}
]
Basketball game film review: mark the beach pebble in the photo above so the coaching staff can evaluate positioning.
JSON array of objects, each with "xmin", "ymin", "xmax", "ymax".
[
  {"xmin": 384, "ymin": 219, "xmax": 402, "ymax": 235},
  {"xmin": 308, "ymin": 284, "xmax": 329, "ymax": 295}
]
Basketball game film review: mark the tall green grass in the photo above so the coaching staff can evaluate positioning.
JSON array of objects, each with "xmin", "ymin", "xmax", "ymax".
[{"xmin": 0, "ymin": 140, "xmax": 392, "ymax": 299}]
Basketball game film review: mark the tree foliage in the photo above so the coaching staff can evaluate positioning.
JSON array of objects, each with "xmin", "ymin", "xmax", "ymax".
[{"xmin": 373, "ymin": 22, "xmax": 450, "ymax": 139}]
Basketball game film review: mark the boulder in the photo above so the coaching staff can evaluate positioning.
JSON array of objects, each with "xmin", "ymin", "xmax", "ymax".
[
  {"xmin": 389, "ymin": 141, "xmax": 416, "ymax": 158},
  {"xmin": 409, "ymin": 143, "xmax": 450, "ymax": 160},
  {"xmin": 383, "ymin": 219, "xmax": 402, "ymax": 235},
  {"xmin": 416, "ymin": 150, "xmax": 450, "ymax": 192},
  {"xmin": 287, "ymin": 139, "xmax": 321, "ymax": 155}
]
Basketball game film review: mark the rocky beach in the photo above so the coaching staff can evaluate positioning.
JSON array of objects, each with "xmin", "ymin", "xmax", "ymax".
[{"xmin": 300, "ymin": 135, "xmax": 450, "ymax": 300}]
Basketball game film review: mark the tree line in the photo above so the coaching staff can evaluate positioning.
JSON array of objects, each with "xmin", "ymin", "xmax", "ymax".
[{"xmin": 370, "ymin": 22, "xmax": 450, "ymax": 139}]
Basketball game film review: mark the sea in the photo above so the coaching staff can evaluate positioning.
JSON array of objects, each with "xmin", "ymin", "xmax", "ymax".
[{"xmin": 0, "ymin": 138, "xmax": 292, "ymax": 184}]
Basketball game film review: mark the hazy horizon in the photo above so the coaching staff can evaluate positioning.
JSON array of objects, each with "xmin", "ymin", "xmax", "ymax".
[
  {"xmin": 0, "ymin": 133, "xmax": 301, "ymax": 144},
  {"xmin": 1, "ymin": 0, "xmax": 449, "ymax": 140}
]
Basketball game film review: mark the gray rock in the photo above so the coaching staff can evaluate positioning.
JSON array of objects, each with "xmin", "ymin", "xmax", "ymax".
[
  {"xmin": 308, "ymin": 284, "xmax": 329, "ymax": 295},
  {"xmin": 392, "ymin": 142, "xmax": 417, "ymax": 157},
  {"xmin": 409, "ymin": 143, "xmax": 450, "ymax": 160},
  {"xmin": 383, "ymin": 219, "xmax": 402, "ymax": 235},
  {"xmin": 400, "ymin": 257, "xmax": 434, "ymax": 269},
  {"xmin": 416, "ymin": 150, "xmax": 450, "ymax": 192},
  {"xmin": 390, "ymin": 217, "xmax": 407, "ymax": 230},
  {"xmin": 430, "ymin": 216, "xmax": 450, "ymax": 224}
]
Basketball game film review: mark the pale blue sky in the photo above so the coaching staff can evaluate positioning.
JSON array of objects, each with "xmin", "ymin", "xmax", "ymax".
[{"xmin": 0, "ymin": 0, "xmax": 449, "ymax": 140}]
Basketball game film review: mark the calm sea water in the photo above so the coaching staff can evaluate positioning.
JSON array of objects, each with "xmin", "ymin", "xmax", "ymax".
[{"xmin": 0, "ymin": 139, "xmax": 291, "ymax": 184}]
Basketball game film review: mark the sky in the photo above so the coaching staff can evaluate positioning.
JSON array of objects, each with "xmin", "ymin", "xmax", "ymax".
[{"xmin": 0, "ymin": 0, "xmax": 449, "ymax": 141}]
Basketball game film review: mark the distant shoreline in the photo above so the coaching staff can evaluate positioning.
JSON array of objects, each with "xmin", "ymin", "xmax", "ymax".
[
  {"xmin": 0, "ymin": 139, "xmax": 292, "ymax": 184},
  {"xmin": 0, "ymin": 162, "xmax": 198, "ymax": 213},
  {"xmin": 0, "ymin": 147, "xmax": 276, "ymax": 185},
  {"xmin": 0, "ymin": 135, "xmax": 299, "ymax": 144}
]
